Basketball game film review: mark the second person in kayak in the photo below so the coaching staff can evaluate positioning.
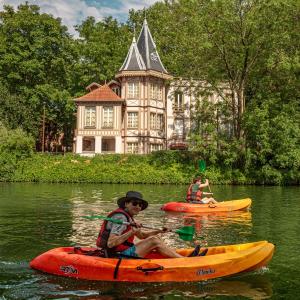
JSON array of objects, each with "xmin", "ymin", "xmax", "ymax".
[{"xmin": 186, "ymin": 177, "xmax": 218, "ymax": 205}]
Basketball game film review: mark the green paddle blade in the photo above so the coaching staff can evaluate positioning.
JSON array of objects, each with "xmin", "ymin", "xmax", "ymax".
[
  {"xmin": 175, "ymin": 226, "xmax": 195, "ymax": 241},
  {"xmin": 198, "ymin": 160, "xmax": 206, "ymax": 172}
]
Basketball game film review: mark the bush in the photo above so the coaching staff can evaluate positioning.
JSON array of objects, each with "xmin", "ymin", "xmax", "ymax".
[
  {"xmin": 0, "ymin": 152, "xmax": 17, "ymax": 181},
  {"xmin": 0, "ymin": 123, "xmax": 35, "ymax": 180},
  {"xmin": 0, "ymin": 123, "xmax": 35, "ymax": 159},
  {"xmin": 257, "ymin": 165, "xmax": 283, "ymax": 185}
]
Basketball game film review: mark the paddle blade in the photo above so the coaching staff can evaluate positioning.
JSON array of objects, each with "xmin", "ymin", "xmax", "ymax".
[
  {"xmin": 175, "ymin": 226, "xmax": 195, "ymax": 241},
  {"xmin": 198, "ymin": 160, "xmax": 206, "ymax": 172}
]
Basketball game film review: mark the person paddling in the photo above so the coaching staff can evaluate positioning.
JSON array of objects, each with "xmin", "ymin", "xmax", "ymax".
[
  {"xmin": 96, "ymin": 191, "xmax": 203, "ymax": 258},
  {"xmin": 186, "ymin": 177, "xmax": 218, "ymax": 205}
]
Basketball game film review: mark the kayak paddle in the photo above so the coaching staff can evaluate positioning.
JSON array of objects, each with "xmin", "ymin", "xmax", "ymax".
[
  {"xmin": 82, "ymin": 215, "xmax": 195, "ymax": 241},
  {"xmin": 198, "ymin": 159, "xmax": 213, "ymax": 194}
]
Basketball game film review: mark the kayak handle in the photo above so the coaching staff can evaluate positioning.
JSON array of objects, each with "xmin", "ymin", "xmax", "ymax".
[{"xmin": 137, "ymin": 263, "xmax": 164, "ymax": 274}]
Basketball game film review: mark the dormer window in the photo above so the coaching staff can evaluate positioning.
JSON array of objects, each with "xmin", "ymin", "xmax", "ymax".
[{"xmin": 112, "ymin": 86, "xmax": 120, "ymax": 96}]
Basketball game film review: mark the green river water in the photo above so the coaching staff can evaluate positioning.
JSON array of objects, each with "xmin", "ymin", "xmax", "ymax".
[{"xmin": 0, "ymin": 183, "xmax": 299, "ymax": 299}]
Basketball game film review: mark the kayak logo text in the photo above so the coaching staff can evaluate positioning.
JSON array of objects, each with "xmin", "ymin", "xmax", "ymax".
[
  {"xmin": 177, "ymin": 207, "xmax": 187, "ymax": 211},
  {"xmin": 196, "ymin": 268, "xmax": 215, "ymax": 276},
  {"xmin": 60, "ymin": 265, "xmax": 78, "ymax": 274}
]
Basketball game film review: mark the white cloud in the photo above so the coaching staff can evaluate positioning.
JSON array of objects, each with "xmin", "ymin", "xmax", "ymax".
[
  {"xmin": 0, "ymin": 0, "xmax": 159, "ymax": 37},
  {"xmin": 121, "ymin": 0, "xmax": 158, "ymax": 12}
]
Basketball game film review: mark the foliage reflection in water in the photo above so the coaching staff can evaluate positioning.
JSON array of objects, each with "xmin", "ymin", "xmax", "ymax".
[{"xmin": 1, "ymin": 183, "xmax": 300, "ymax": 299}]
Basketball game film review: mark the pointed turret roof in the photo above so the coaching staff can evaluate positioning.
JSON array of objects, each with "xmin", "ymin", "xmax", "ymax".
[
  {"xmin": 119, "ymin": 19, "xmax": 168, "ymax": 74},
  {"xmin": 119, "ymin": 36, "xmax": 146, "ymax": 71},
  {"xmin": 75, "ymin": 84, "xmax": 123, "ymax": 102}
]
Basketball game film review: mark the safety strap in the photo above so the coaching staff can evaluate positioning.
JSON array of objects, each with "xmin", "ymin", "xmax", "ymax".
[{"xmin": 113, "ymin": 257, "xmax": 123, "ymax": 279}]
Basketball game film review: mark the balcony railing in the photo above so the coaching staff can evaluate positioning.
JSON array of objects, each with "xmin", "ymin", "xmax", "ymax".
[
  {"xmin": 173, "ymin": 105, "xmax": 184, "ymax": 113},
  {"xmin": 168, "ymin": 134, "xmax": 188, "ymax": 150}
]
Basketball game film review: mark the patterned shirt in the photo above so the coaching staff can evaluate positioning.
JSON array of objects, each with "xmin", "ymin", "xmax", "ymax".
[{"xmin": 106, "ymin": 213, "xmax": 129, "ymax": 235}]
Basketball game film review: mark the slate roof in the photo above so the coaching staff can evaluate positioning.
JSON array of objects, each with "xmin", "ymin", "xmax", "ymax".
[
  {"xmin": 75, "ymin": 84, "xmax": 123, "ymax": 102},
  {"xmin": 119, "ymin": 36, "xmax": 146, "ymax": 71},
  {"xmin": 119, "ymin": 19, "xmax": 168, "ymax": 74}
]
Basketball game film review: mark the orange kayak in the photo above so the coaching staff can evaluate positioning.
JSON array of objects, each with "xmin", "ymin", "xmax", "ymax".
[
  {"xmin": 161, "ymin": 198, "xmax": 252, "ymax": 213},
  {"xmin": 30, "ymin": 240, "xmax": 274, "ymax": 282}
]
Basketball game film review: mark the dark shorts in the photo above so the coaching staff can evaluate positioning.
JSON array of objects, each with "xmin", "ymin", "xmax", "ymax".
[{"xmin": 119, "ymin": 245, "xmax": 138, "ymax": 258}]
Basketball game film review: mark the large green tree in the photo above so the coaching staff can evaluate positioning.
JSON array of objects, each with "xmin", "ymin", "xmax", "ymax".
[
  {"xmin": 73, "ymin": 16, "xmax": 132, "ymax": 95},
  {"xmin": 0, "ymin": 3, "xmax": 76, "ymax": 148},
  {"xmin": 130, "ymin": 0, "xmax": 299, "ymax": 139}
]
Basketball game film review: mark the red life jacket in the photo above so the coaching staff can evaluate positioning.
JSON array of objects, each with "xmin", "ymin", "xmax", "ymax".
[
  {"xmin": 186, "ymin": 183, "xmax": 202, "ymax": 202},
  {"xmin": 96, "ymin": 208, "xmax": 135, "ymax": 254}
]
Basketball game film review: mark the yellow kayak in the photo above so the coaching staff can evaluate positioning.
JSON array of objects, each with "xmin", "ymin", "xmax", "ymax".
[
  {"xmin": 161, "ymin": 198, "xmax": 252, "ymax": 213},
  {"xmin": 30, "ymin": 240, "xmax": 274, "ymax": 282}
]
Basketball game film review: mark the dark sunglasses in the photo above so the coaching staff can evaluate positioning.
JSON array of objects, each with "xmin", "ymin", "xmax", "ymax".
[{"xmin": 131, "ymin": 201, "xmax": 143, "ymax": 207}]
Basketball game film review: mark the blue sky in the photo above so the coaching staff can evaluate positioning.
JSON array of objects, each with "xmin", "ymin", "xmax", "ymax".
[{"xmin": 0, "ymin": 0, "xmax": 158, "ymax": 36}]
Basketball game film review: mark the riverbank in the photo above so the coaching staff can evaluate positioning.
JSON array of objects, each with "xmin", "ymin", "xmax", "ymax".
[{"xmin": 0, "ymin": 151, "xmax": 263, "ymax": 185}]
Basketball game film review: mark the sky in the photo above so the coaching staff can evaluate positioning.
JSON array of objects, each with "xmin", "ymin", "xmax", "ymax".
[{"xmin": 0, "ymin": 0, "xmax": 158, "ymax": 36}]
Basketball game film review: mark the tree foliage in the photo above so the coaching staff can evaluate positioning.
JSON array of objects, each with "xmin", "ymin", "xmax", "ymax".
[
  {"xmin": 0, "ymin": 3, "xmax": 75, "ymax": 145},
  {"xmin": 0, "ymin": 1, "xmax": 299, "ymax": 184},
  {"xmin": 73, "ymin": 16, "xmax": 132, "ymax": 95}
]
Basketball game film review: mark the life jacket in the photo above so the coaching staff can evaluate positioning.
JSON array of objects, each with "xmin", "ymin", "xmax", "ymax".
[
  {"xmin": 96, "ymin": 208, "xmax": 135, "ymax": 255},
  {"xmin": 186, "ymin": 183, "xmax": 202, "ymax": 202}
]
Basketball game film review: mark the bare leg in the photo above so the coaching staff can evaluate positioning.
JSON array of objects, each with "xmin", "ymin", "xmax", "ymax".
[
  {"xmin": 202, "ymin": 197, "xmax": 218, "ymax": 204},
  {"xmin": 135, "ymin": 236, "xmax": 184, "ymax": 258},
  {"xmin": 209, "ymin": 198, "xmax": 218, "ymax": 204}
]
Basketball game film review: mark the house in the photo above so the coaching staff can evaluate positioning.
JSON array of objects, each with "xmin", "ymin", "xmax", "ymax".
[
  {"xmin": 74, "ymin": 19, "xmax": 231, "ymax": 155},
  {"xmin": 74, "ymin": 19, "xmax": 172, "ymax": 155}
]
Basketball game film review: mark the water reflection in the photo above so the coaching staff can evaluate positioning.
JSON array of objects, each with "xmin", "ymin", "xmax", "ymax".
[
  {"xmin": 68, "ymin": 195, "xmax": 194, "ymax": 249},
  {"xmin": 163, "ymin": 211, "xmax": 253, "ymax": 246},
  {"xmin": 4, "ymin": 183, "xmax": 298, "ymax": 299},
  {"xmin": 67, "ymin": 192, "xmax": 253, "ymax": 250},
  {"xmin": 34, "ymin": 274, "xmax": 272, "ymax": 299}
]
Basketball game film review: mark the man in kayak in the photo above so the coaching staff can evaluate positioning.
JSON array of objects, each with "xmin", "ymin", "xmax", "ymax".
[
  {"xmin": 186, "ymin": 177, "xmax": 218, "ymax": 205},
  {"xmin": 97, "ymin": 191, "xmax": 203, "ymax": 258}
]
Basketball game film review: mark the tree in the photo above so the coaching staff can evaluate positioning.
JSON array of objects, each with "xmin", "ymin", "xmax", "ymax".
[
  {"xmin": 185, "ymin": 0, "xmax": 298, "ymax": 139},
  {"xmin": 0, "ymin": 3, "xmax": 76, "ymax": 149},
  {"xmin": 131, "ymin": 0, "xmax": 299, "ymax": 139},
  {"xmin": 73, "ymin": 16, "xmax": 132, "ymax": 94}
]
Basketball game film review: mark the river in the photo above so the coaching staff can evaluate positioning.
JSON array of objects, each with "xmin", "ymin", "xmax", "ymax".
[{"xmin": 0, "ymin": 183, "xmax": 299, "ymax": 299}]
